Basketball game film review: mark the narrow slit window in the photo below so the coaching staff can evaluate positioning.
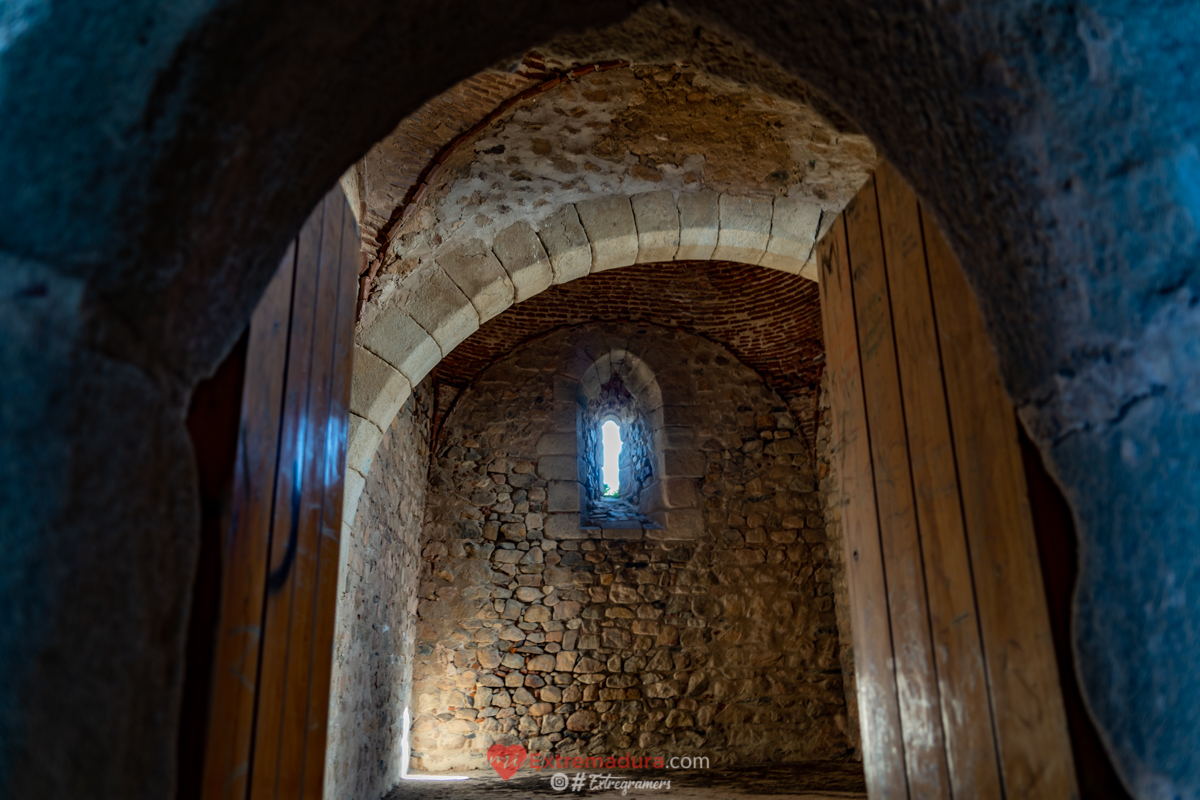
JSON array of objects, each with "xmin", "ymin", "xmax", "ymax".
[{"xmin": 600, "ymin": 420, "xmax": 623, "ymax": 497}]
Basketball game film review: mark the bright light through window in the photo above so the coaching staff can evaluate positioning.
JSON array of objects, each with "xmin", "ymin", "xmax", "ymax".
[{"xmin": 601, "ymin": 420, "xmax": 622, "ymax": 497}]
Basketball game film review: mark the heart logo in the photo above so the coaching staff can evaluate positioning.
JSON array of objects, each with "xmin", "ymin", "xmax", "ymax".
[{"xmin": 486, "ymin": 743, "xmax": 528, "ymax": 780}]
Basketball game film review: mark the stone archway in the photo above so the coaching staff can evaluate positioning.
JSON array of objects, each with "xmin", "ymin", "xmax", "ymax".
[
  {"xmin": 5, "ymin": 2, "xmax": 1200, "ymax": 798},
  {"xmin": 344, "ymin": 190, "xmax": 824, "ymax": 533}
]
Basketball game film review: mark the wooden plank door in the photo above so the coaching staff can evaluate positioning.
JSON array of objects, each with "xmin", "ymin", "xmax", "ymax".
[
  {"xmin": 199, "ymin": 184, "xmax": 358, "ymax": 800},
  {"xmin": 818, "ymin": 164, "xmax": 1077, "ymax": 799}
]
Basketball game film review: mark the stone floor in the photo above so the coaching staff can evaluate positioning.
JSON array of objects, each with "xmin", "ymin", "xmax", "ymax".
[{"xmin": 384, "ymin": 762, "xmax": 867, "ymax": 800}]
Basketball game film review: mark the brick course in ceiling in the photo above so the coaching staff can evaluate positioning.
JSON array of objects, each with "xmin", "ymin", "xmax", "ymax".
[{"xmin": 431, "ymin": 261, "xmax": 825, "ymax": 444}]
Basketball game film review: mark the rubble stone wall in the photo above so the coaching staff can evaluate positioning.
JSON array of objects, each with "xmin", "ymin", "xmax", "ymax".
[
  {"xmin": 325, "ymin": 383, "xmax": 433, "ymax": 800},
  {"xmin": 410, "ymin": 322, "xmax": 854, "ymax": 771}
]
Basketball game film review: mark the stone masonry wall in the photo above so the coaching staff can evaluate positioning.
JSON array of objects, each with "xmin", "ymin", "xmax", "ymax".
[
  {"xmin": 410, "ymin": 323, "xmax": 853, "ymax": 771},
  {"xmin": 325, "ymin": 382, "xmax": 433, "ymax": 800}
]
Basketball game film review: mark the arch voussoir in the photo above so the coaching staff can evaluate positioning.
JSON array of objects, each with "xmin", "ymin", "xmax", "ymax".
[{"xmin": 345, "ymin": 187, "xmax": 829, "ymax": 529}]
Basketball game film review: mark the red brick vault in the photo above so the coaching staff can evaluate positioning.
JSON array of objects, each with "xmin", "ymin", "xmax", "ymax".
[{"xmin": 432, "ymin": 261, "xmax": 825, "ymax": 449}]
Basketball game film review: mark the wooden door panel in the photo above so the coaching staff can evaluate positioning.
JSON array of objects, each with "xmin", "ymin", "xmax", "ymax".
[
  {"xmin": 845, "ymin": 179, "xmax": 951, "ymax": 800},
  {"xmin": 820, "ymin": 167, "xmax": 1077, "ymax": 799},
  {"xmin": 874, "ymin": 163, "xmax": 1002, "ymax": 799},
  {"xmin": 201, "ymin": 186, "xmax": 358, "ymax": 800},
  {"xmin": 819, "ymin": 215, "xmax": 909, "ymax": 800}
]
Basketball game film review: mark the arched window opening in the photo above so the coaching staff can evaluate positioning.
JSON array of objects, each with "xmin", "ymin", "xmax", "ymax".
[
  {"xmin": 600, "ymin": 419, "xmax": 622, "ymax": 496},
  {"xmin": 579, "ymin": 372, "xmax": 656, "ymax": 528}
]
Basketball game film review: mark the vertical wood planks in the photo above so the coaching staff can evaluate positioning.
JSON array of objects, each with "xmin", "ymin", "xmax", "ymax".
[
  {"xmin": 249, "ymin": 186, "xmax": 326, "ymax": 800},
  {"xmin": 875, "ymin": 162, "xmax": 1003, "ymax": 799},
  {"xmin": 845, "ymin": 180, "xmax": 951, "ymax": 800},
  {"xmin": 819, "ymin": 216, "xmax": 909, "ymax": 800},
  {"xmin": 923, "ymin": 210, "xmax": 1078, "ymax": 799},
  {"xmin": 821, "ymin": 165, "xmax": 1078, "ymax": 799},
  {"xmin": 202, "ymin": 244, "xmax": 296, "ymax": 800},
  {"xmin": 302, "ymin": 193, "xmax": 359, "ymax": 799},
  {"xmin": 201, "ymin": 185, "xmax": 358, "ymax": 800}
]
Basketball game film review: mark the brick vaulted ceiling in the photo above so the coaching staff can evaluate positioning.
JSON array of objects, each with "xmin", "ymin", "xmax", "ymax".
[{"xmin": 430, "ymin": 260, "xmax": 826, "ymax": 443}]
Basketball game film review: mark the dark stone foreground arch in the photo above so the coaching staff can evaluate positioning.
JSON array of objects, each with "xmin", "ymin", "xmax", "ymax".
[{"xmin": 1, "ymin": 1, "xmax": 1197, "ymax": 797}]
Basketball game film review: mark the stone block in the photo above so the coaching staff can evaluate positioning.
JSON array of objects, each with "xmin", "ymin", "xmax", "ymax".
[
  {"xmin": 547, "ymin": 481, "xmax": 581, "ymax": 513},
  {"xmin": 609, "ymin": 584, "xmax": 638, "ymax": 604},
  {"xmin": 435, "ymin": 238, "xmax": 514, "ymax": 323},
  {"xmin": 349, "ymin": 345, "xmax": 413, "ymax": 430},
  {"xmin": 536, "ymin": 432, "xmax": 577, "ymax": 456},
  {"xmin": 576, "ymin": 194, "xmax": 639, "ymax": 272},
  {"xmin": 346, "ymin": 413, "xmax": 383, "ymax": 476},
  {"xmin": 660, "ymin": 405, "xmax": 710, "ymax": 426},
  {"xmin": 574, "ymin": 656, "xmax": 605, "ymax": 673},
  {"xmin": 661, "ymin": 449, "xmax": 706, "ymax": 478},
  {"xmin": 544, "ymin": 513, "xmax": 587, "ymax": 540},
  {"xmin": 514, "ymin": 586, "xmax": 541, "ymax": 602},
  {"xmin": 646, "ymin": 508, "xmax": 704, "ymax": 540},
  {"xmin": 652, "ymin": 426, "xmax": 696, "ymax": 451},
  {"xmin": 760, "ymin": 196, "xmax": 822, "ymax": 275},
  {"xmin": 713, "ymin": 194, "xmax": 772, "ymax": 264},
  {"xmin": 797, "ymin": 256, "xmax": 819, "ymax": 283},
  {"xmin": 645, "ymin": 680, "xmax": 681, "ymax": 699},
  {"xmin": 639, "ymin": 478, "xmax": 696, "ymax": 514},
  {"xmin": 601, "ymin": 526, "xmax": 644, "ymax": 541},
  {"xmin": 537, "ymin": 455, "xmax": 577, "ymax": 481},
  {"xmin": 631, "ymin": 190, "xmax": 680, "ymax": 263},
  {"xmin": 579, "ymin": 367, "xmax": 602, "ymax": 399},
  {"xmin": 545, "ymin": 567, "xmax": 574, "ymax": 587},
  {"xmin": 527, "ymin": 654, "xmax": 556, "ymax": 672},
  {"xmin": 360, "ymin": 309, "xmax": 441, "ymax": 385},
  {"xmin": 492, "ymin": 220, "xmax": 554, "ymax": 302},
  {"xmin": 537, "ymin": 204, "xmax": 591, "ymax": 284},
  {"xmin": 343, "ymin": 468, "xmax": 366, "ymax": 527},
  {"xmin": 602, "ymin": 628, "xmax": 632, "ymax": 648},
  {"xmin": 566, "ymin": 710, "xmax": 599, "ymax": 731},
  {"xmin": 620, "ymin": 358, "xmax": 662, "ymax": 410},
  {"xmin": 406, "ymin": 265, "xmax": 479, "ymax": 355},
  {"xmin": 676, "ymin": 190, "xmax": 718, "ymax": 260},
  {"xmin": 477, "ymin": 647, "xmax": 501, "ymax": 669}
]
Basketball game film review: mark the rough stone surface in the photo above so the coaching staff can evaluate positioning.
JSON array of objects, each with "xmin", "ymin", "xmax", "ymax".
[
  {"xmin": 576, "ymin": 195, "xmax": 639, "ymax": 272},
  {"xmin": 538, "ymin": 205, "xmax": 593, "ymax": 284},
  {"xmin": 492, "ymin": 221, "xmax": 554, "ymax": 302},
  {"xmin": 361, "ymin": 310, "xmax": 443, "ymax": 386},
  {"xmin": 631, "ymin": 190, "xmax": 681, "ymax": 263},
  {"xmin": 411, "ymin": 323, "xmax": 853, "ymax": 771},
  {"xmin": 407, "ymin": 267, "xmax": 481, "ymax": 354},
  {"xmin": 350, "ymin": 345, "xmax": 413, "ymax": 431},
  {"xmin": 761, "ymin": 197, "xmax": 823, "ymax": 276},
  {"xmin": 676, "ymin": 191, "xmax": 720, "ymax": 261},
  {"xmin": 347, "ymin": 412, "xmax": 385, "ymax": 477},
  {"xmin": 326, "ymin": 382, "xmax": 433, "ymax": 800},
  {"xmin": 435, "ymin": 239, "xmax": 515, "ymax": 323},
  {"xmin": 713, "ymin": 195, "xmax": 772, "ymax": 264},
  {"xmin": 361, "ymin": 63, "xmax": 872, "ymax": 296}
]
